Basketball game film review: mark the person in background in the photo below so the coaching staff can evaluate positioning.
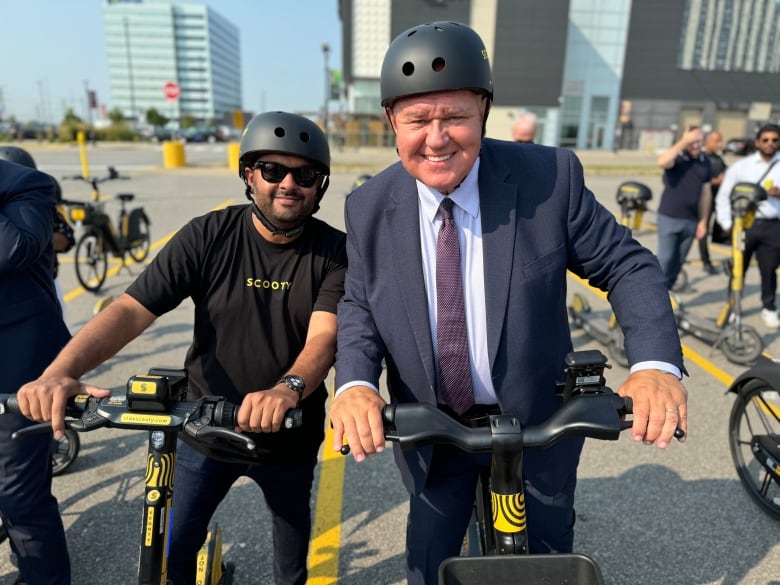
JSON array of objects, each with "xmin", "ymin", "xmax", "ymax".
[
  {"xmin": 511, "ymin": 111, "xmax": 537, "ymax": 143},
  {"xmin": 655, "ymin": 126, "xmax": 712, "ymax": 290},
  {"xmin": 16, "ymin": 112, "xmax": 347, "ymax": 585},
  {"xmin": 698, "ymin": 130, "xmax": 727, "ymax": 274},
  {"xmin": 716, "ymin": 123, "xmax": 780, "ymax": 329},
  {"xmin": 1, "ymin": 158, "xmax": 72, "ymax": 585},
  {"xmin": 0, "ymin": 146, "xmax": 74, "ymax": 319},
  {"xmin": 330, "ymin": 21, "xmax": 687, "ymax": 585}
]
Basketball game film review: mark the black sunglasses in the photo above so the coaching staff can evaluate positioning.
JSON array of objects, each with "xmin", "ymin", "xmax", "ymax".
[
  {"xmin": 759, "ymin": 137, "xmax": 780, "ymax": 144},
  {"xmin": 252, "ymin": 161, "xmax": 323, "ymax": 188}
]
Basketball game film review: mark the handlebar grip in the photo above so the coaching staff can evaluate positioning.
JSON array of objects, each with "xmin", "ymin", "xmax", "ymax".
[
  {"xmin": 0, "ymin": 394, "xmax": 20, "ymax": 414},
  {"xmin": 211, "ymin": 400, "xmax": 302, "ymax": 430}
]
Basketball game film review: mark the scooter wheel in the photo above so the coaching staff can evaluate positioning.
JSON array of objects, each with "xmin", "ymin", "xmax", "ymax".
[
  {"xmin": 720, "ymin": 326, "xmax": 764, "ymax": 365},
  {"xmin": 51, "ymin": 428, "xmax": 80, "ymax": 476},
  {"xmin": 728, "ymin": 383, "xmax": 780, "ymax": 520}
]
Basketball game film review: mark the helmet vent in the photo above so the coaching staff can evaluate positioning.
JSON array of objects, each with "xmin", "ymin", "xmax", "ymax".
[
  {"xmin": 274, "ymin": 127, "xmax": 285, "ymax": 138},
  {"xmin": 402, "ymin": 62, "xmax": 415, "ymax": 77},
  {"xmin": 432, "ymin": 57, "xmax": 445, "ymax": 72},
  {"xmin": 299, "ymin": 132, "xmax": 311, "ymax": 143}
]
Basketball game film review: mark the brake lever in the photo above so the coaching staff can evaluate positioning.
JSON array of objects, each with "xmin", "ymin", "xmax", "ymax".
[{"xmin": 186, "ymin": 424, "xmax": 256, "ymax": 451}]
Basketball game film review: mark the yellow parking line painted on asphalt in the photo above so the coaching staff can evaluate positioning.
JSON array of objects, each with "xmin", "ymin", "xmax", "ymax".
[
  {"xmin": 63, "ymin": 199, "xmax": 235, "ymax": 303},
  {"xmin": 307, "ymin": 411, "xmax": 345, "ymax": 585}
]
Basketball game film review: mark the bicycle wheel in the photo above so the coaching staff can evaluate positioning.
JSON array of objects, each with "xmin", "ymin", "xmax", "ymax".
[
  {"xmin": 728, "ymin": 384, "xmax": 780, "ymax": 519},
  {"xmin": 74, "ymin": 232, "xmax": 108, "ymax": 292},
  {"xmin": 719, "ymin": 325, "xmax": 764, "ymax": 365},
  {"xmin": 51, "ymin": 429, "xmax": 80, "ymax": 476},
  {"xmin": 128, "ymin": 215, "xmax": 150, "ymax": 262}
]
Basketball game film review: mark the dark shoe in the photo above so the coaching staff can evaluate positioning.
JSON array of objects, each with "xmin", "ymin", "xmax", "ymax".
[
  {"xmin": 13, "ymin": 576, "xmax": 27, "ymax": 585},
  {"xmin": 703, "ymin": 263, "xmax": 719, "ymax": 275}
]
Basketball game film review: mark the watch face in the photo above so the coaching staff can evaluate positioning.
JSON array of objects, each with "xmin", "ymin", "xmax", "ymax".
[{"xmin": 285, "ymin": 375, "xmax": 305, "ymax": 392}]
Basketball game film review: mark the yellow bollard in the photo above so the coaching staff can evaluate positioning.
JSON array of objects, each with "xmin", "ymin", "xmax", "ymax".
[
  {"xmin": 227, "ymin": 142, "xmax": 240, "ymax": 172},
  {"xmin": 162, "ymin": 141, "xmax": 186, "ymax": 168}
]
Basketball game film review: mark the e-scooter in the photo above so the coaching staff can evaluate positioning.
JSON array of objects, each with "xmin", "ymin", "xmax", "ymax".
[
  {"xmin": 724, "ymin": 354, "xmax": 780, "ymax": 519},
  {"xmin": 1, "ymin": 368, "xmax": 302, "ymax": 585},
  {"xmin": 670, "ymin": 181, "xmax": 766, "ymax": 365},
  {"xmin": 568, "ymin": 181, "xmax": 653, "ymax": 368}
]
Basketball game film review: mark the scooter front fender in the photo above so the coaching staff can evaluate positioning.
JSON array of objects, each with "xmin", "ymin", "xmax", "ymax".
[{"xmin": 726, "ymin": 354, "xmax": 780, "ymax": 396}]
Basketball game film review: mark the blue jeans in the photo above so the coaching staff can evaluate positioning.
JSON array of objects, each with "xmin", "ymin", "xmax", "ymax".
[
  {"xmin": 166, "ymin": 440, "xmax": 316, "ymax": 585},
  {"xmin": 656, "ymin": 213, "xmax": 698, "ymax": 290},
  {"xmin": 0, "ymin": 415, "xmax": 71, "ymax": 585}
]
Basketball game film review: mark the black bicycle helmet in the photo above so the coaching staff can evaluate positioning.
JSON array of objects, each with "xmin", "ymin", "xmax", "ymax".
[
  {"xmin": 238, "ymin": 111, "xmax": 331, "ymax": 235},
  {"xmin": 380, "ymin": 21, "xmax": 493, "ymax": 108},
  {"xmin": 238, "ymin": 111, "xmax": 330, "ymax": 179},
  {"xmin": 0, "ymin": 145, "xmax": 36, "ymax": 169}
]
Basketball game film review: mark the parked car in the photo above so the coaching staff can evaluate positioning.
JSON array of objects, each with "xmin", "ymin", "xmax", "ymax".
[
  {"xmin": 724, "ymin": 137, "xmax": 756, "ymax": 156},
  {"xmin": 182, "ymin": 125, "xmax": 223, "ymax": 143}
]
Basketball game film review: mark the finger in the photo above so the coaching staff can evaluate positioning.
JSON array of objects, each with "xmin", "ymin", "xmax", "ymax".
[
  {"xmin": 656, "ymin": 408, "xmax": 681, "ymax": 449},
  {"xmin": 631, "ymin": 405, "xmax": 650, "ymax": 442},
  {"xmin": 368, "ymin": 405, "xmax": 385, "ymax": 453},
  {"xmin": 50, "ymin": 389, "xmax": 70, "ymax": 440},
  {"xmin": 331, "ymin": 417, "xmax": 346, "ymax": 453},
  {"xmin": 677, "ymin": 405, "xmax": 688, "ymax": 442},
  {"xmin": 81, "ymin": 383, "xmax": 111, "ymax": 398},
  {"xmin": 643, "ymin": 407, "xmax": 667, "ymax": 445}
]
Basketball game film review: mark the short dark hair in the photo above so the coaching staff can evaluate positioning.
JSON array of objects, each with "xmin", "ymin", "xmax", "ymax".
[{"xmin": 755, "ymin": 123, "xmax": 780, "ymax": 140}]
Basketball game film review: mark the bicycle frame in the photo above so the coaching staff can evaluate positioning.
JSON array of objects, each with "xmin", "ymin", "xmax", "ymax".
[{"xmin": 1, "ymin": 369, "xmax": 301, "ymax": 585}]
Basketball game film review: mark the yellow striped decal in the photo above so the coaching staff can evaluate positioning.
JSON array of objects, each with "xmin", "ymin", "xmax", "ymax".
[
  {"xmin": 145, "ymin": 452, "xmax": 176, "ymax": 488},
  {"xmin": 491, "ymin": 491, "xmax": 526, "ymax": 533}
]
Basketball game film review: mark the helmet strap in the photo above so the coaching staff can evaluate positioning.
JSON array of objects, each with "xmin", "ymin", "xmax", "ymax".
[{"xmin": 250, "ymin": 203, "xmax": 306, "ymax": 238}]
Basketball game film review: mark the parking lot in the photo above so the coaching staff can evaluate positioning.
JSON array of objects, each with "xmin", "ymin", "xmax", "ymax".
[{"xmin": 1, "ymin": 142, "xmax": 778, "ymax": 584}]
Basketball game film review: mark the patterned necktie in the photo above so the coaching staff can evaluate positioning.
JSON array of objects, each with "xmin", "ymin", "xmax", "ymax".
[{"xmin": 436, "ymin": 197, "xmax": 475, "ymax": 414}]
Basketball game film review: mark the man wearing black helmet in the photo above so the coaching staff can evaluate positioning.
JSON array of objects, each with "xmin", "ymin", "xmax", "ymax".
[
  {"xmin": 17, "ymin": 112, "xmax": 347, "ymax": 585},
  {"xmin": 330, "ymin": 21, "xmax": 687, "ymax": 585},
  {"xmin": 1, "ymin": 154, "xmax": 72, "ymax": 584}
]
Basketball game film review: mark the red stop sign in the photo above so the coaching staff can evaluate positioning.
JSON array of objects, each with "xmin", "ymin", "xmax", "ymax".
[{"xmin": 164, "ymin": 82, "xmax": 180, "ymax": 100}]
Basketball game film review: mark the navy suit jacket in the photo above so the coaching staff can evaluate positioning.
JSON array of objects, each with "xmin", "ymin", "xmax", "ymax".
[
  {"xmin": 335, "ymin": 139, "xmax": 683, "ymax": 495},
  {"xmin": 0, "ymin": 160, "xmax": 70, "ymax": 395}
]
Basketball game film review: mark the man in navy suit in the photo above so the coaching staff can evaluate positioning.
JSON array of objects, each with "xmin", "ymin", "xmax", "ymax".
[
  {"xmin": 329, "ymin": 22, "xmax": 688, "ymax": 585},
  {"xmin": 0, "ymin": 159, "xmax": 72, "ymax": 584}
]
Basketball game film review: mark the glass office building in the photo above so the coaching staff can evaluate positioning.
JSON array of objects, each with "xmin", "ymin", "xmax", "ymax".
[
  {"xmin": 103, "ymin": 0, "xmax": 241, "ymax": 123},
  {"xmin": 339, "ymin": 0, "xmax": 780, "ymax": 150}
]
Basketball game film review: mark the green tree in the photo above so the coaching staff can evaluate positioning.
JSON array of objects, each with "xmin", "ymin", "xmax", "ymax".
[
  {"xmin": 145, "ymin": 107, "xmax": 168, "ymax": 128},
  {"xmin": 108, "ymin": 107, "xmax": 125, "ymax": 125},
  {"xmin": 180, "ymin": 114, "xmax": 197, "ymax": 129},
  {"xmin": 62, "ymin": 108, "xmax": 83, "ymax": 125}
]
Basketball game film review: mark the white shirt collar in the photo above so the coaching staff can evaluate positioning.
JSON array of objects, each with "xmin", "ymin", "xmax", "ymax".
[{"xmin": 417, "ymin": 157, "xmax": 481, "ymax": 222}]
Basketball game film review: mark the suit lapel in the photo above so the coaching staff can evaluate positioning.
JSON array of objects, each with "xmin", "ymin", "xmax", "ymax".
[
  {"xmin": 386, "ymin": 175, "xmax": 438, "ymax": 389},
  {"xmin": 478, "ymin": 147, "xmax": 519, "ymax": 369}
]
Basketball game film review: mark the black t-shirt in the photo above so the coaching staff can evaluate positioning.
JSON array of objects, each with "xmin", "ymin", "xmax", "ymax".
[
  {"xmin": 706, "ymin": 152, "xmax": 727, "ymax": 196},
  {"xmin": 126, "ymin": 205, "xmax": 347, "ymax": 463},
  {"xmin": 658, "ymin": 153, "xmax": 712, "ymax": 220}
]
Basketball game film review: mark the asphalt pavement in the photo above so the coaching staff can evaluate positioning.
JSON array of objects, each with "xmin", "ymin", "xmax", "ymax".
[{"xmin": 1, "ymin": 141, "xmax": 778, "ymax": 585}]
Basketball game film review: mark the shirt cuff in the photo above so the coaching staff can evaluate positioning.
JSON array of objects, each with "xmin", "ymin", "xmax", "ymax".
[
  {"xmin": 630, "ymin": 361, "xmax": 682, "ymax": 380},
  {"xmin": 334, "ymin": 380, "xmax": 380, "ymax": 398}
]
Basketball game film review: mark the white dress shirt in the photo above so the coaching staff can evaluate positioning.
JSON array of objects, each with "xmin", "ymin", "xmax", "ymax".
[{"xmin": 716, "ymin": 152, "xmax": 780, "ymax": 231}]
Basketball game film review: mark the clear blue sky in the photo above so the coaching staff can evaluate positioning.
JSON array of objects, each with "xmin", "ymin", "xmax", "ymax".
[{"xmin": 1, "ymin": 0, "xmax": 343, "ymax": 124}]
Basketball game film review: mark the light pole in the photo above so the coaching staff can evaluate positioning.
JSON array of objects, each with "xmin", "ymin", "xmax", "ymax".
[
  {"xmin": 322, "ymin": 42, "xmax": 330, "ymax": 141},
  {"xmin": 124, "ymin": 17, "xmax": 137, "ymax": 122}
]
